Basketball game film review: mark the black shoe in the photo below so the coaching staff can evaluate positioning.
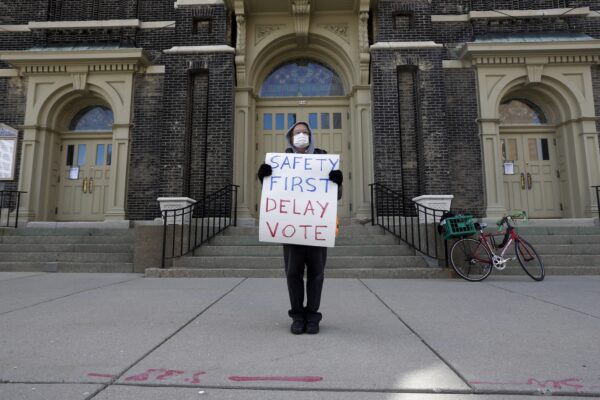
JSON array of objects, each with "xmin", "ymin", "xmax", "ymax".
[
  {"xmin": 305, "ymin": 321, "xmax": 319, "ymax": 334},
  {"xmin": 290, "ymin": 320, "xmax": 305, "ymax": 334}
]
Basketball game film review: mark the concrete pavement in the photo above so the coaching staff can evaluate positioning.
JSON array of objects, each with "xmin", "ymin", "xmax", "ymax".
[{"xmin": 1, "ymin": 272, "xmax": 599, "ymax": 399}]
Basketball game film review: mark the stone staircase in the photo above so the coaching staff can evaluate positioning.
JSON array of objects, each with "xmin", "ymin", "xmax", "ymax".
[
  {"xmin": 0, "ymin": 227, "xmax": 134, "ymax": 273},
  {"xmin": 146, "ymin": 224, "xmax": 452, "ymax": 278},
  {"xmin": 482, "ymin": 224, "xmax": 600, "ymax": 276}
]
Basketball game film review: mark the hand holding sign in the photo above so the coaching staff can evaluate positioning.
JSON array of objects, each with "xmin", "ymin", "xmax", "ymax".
[{"xmin": 259, "ymin": 153, "xmax": 340, "ymax": 247}]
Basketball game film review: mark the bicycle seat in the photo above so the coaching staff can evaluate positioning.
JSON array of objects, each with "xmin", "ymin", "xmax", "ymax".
[{"xmin": 475, "ymin": 222, "xmax": 488, "ymax": 230}]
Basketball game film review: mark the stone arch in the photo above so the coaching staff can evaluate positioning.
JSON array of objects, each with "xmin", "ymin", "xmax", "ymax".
[
  {"xmin": 493, "ymin": 75, "xmax": 584, "ymax": 124},
  {"xmin": 249, "ymin": 32, "xmax": 357, "ymax": 96}
]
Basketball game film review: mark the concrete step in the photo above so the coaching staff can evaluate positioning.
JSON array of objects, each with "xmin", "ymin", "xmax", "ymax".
[
  {"xmin": 517, "ymin": 235, "xmax": 600, "ymax": 245},
  {"xmin": 0, "ymin": 235, "xmax": 135, "ymax": 244},
  {"xmin": 0, "ymin": 243, "xmax": 133, "ymax": 253},
  {"xmin": 208, "ymin": 234, "xmax": 402, "ymax": 246},
  {"xmin": 0, "ymin": 252, "xmax": 132, "ymax": 263},
  {"xmin": 193, "ymin": 244, "xmax": 415, "ymax": 257},
  {"xmin": 0, "ymin": 262, "xmax": 134, "ymax": 273},
  {"xmin": 528, "ymin": 244, "xmax": 600, "ymax": 255},
  {"xmin": 466, "ymin": 265, "xmax": 600, "ymax": 277},
  {"xmin": 0, "ymin": 228, "xmax": 134, "ymax": 237},
  {"xmin": 146, "ymin": 267, "xmax": 453, "ymax": 279},
  {"xmin": 497, "ymin": 255, "xmax": 600, "ymax": 267},
  {"xmin": 173, "ymin": 255, "xmax": 428, "ymax": 269},
  {"xmin": 222, "ymin": 225, "xmax": 386, "ymax": 237}
]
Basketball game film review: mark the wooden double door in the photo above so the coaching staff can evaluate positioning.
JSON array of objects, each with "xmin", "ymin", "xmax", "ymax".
[
  {"xmin": 500, "ymin": 132, "xmax": 562, "ymax": 218},
  {"xmin": 56, "ymin": 137, "xmax": 112, "ymax": 221}
]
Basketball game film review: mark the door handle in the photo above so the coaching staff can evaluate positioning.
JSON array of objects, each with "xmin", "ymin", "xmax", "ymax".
[
  {"xmin": 527, "ymin": 173, "xmax": 532, "ymax": 190},
  {"xmin": 82, "ymin": 177, "xmax": 88, "ymax": 194},
  {"xmin": 520, "ymin": 173, "xmax": 525, "ymax": 190},
  {"xmin": 89, "ymin": 177, "xmax": 93, "ymax": 194}
]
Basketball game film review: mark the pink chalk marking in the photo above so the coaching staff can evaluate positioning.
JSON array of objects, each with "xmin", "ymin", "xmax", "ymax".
[
  {"xmin": 124, "ymin": 369, "xmax": 184, "ymax": 382},
  {"xmin": 229, "ymin": 376, "xmax": 323, "ymax": 383},
  {"xmin": 87, "ymin": 373, "xmax": 114, "ymax": 379},
  {"xmin": 184, "ymin": 371, "xmax": 207, "ymax": 385}
]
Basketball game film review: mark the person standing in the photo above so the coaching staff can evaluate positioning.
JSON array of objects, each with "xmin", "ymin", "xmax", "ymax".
[{"xmin": 257, "ymin": 121, "xmax": 343, "ymax": 334}]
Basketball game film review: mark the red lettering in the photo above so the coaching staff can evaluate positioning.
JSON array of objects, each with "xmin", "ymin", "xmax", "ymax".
[
  {"xmin": 299, "ymin": 224, "xmax": 311, "ymax": 239},
  {"xmin": 280, "ymin": 199, "xmax": 290, "ymax": 214},
  {"xmin": 293, "ymin": 199, "xmax": 302, "ymax": 215},
  {"xmin": 316, "ymin": 201, "xmax": 329, "ymax": 218},
  {"xmin": 315, "ymin": 225, "xmax": 327, "ymax": 241},
  {"xmin": 304, "ymin": 200, "xmax": 315, "ymax": 216},
  {"xmin": 265, "ymin": 197, "xmax": 276, "ymax": 212},
  {"xmin": 266, "ymin": 221, "xmax": 279, "ymax": 237},
  {"xmin": 282, "ymin": 224, "xmax": 296, "ymax": 238}
]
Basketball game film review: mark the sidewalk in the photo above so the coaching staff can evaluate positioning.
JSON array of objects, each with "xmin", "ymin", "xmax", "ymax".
[{"xmin": 1, "ymin": 272, "xmax": 599, "ymax": 399}]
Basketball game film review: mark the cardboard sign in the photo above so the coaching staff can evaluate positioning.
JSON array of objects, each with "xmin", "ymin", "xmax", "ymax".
[{"xmin": 259, "ymin": 152, "xmax": 340, "ymax": 247}]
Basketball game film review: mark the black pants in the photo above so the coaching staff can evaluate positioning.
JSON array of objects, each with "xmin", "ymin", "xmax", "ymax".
[{"xmin": 283, "ymin": 244, "xmax": 327, "ymax": 323}]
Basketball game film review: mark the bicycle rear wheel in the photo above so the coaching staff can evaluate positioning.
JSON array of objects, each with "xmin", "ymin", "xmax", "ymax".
[
  {"xmin": 515, "ymin": 238, "xmax": 545, "ymax": 281},
  {"xmin": 450, "ymin": 238, "xmax": 493, "ymax": 282}
]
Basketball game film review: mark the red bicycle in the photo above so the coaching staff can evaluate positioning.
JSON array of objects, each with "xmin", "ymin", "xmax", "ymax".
[{"xmin": 449, "ymin": 212, "xmax": 545, "ymax": 282}]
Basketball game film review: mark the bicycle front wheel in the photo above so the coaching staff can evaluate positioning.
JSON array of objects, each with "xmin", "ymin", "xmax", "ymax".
[
  {"xmin": 515, "ymin": 238, "xmax": 545, "ymax": 281},
  {"xmin": 450, "ymin": 238, "xmax": 493, "ymax": 282}
]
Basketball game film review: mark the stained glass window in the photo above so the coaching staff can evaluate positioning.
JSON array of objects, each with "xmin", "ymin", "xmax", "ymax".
[
  {"xmin": 69, "ymin": 106, "xmax": 114, "ymax": 131},
  {"xmin": 499, "ymin": 99, "xmax": 547, "ymax": 125},
  {"xmin": 260, "ymin": 59, "xmax": 345, "ymax": 97}
]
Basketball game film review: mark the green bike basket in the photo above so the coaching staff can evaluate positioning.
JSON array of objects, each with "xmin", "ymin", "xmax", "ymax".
[{"xmin": 442, "ymin": 215, "xmax": 477, "ymax": 240}]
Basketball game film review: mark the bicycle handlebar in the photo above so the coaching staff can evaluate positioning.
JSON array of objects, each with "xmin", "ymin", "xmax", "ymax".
[{"xmin": 496, "ymin": 210, "xmax": 528, "ymax": 228}]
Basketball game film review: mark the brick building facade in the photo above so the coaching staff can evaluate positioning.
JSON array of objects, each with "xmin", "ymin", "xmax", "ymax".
[{"xmin": 1, "ymin": 0, "xmax": 599, "ymax": 223}]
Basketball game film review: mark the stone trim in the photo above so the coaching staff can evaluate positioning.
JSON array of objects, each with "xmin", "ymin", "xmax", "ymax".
[
  {"xmin": 432, "ymin": 7, "xmax": 591, "ymax": 22},
  {"xmin": 460, "ymin": 40, "xmax": 600, "ymax": 64},
  {"xmin": 442, "ymin": 60, "xmax": 465, "ymax": 69},
  {"xmin": 163, "ymin": 45, "xmax": 235, "ymax": 54},
  {"xmin": 28, "ymin": 19, "xmax": 141, "ymax": 30},
  {"xmin": 174, "ymin": 0, "xmax": 224, "ymax": 8},
  {"xmin": 370, "ymin": 41, "xmax": 443, "ymax": 50},
  {"xmin": 0, "ymin": 25, "xmax": 30, "ymax": 32},
  {"xmin": 145, "ymin": 65, "xmax": 166, "ymax": 74},
  {"xmin": 0, "ymin": 69, "xmax": 19, "ymax": 77},
  {"xmin": 1, "ymin": 21, "xmax": 174, "ymax": 33}
]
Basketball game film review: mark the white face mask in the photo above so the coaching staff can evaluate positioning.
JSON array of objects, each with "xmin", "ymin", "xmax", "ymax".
[{"xmin": 293, "ymin": 133, "xmax": 310, "ymax": 149}]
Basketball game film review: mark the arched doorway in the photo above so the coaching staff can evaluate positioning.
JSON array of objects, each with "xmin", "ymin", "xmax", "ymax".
[
  {"xmin": 255, "ymin": 59, "xmax": 351, "ymax": 217},
  {"xmin": 499, "ymin": 97, "xmax": 562, "ymax": 218},
  {"xmin": 55, "ymin": 103, "xmax": 114, "ymax": 221}
]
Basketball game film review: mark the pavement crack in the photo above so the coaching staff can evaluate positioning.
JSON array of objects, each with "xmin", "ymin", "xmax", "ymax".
[
  {"xmin": 358, "ymin": 278, "xmax": 473, "ymax": 391},
  {"xmin": 85, "ymin": 278, "xmax": 247, "ymax": 399},
  {"xmin": 0, "ymin": 276, "xmax": 143, "ymax": 317},
  {"xmin": 486, "ymin": 282, "xmax": 600, "ymax": 321}
]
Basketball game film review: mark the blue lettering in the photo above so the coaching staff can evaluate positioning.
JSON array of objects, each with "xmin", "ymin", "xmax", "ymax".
[
  {"xmin": 317, "ymin": 158, "xmax": 327, "ymax": 171},
  {"xmin": 319, "ymin": 178, "xmax": 330, "ymax": 192},
  {"xmin": 291, "ymin": 176, "xmax": 303, "ymax": 192},
  {"xmin": 304, "ymin": 157, "xmax": 312, "ymax": 170},
  {"xmin": 329, "ymin": 158, "xmax": 339, "ymax": 170},
  {"xmin": 269, "ymin": 155, "xmax": 281, "ymax": 169},
  {"xmin": 305, "ymin": 177, "xmax": 316, "ymax": 192},
  {"xmin": 293, "ymin": 156, "xmax": 301, "ymax": 170},
  {"xmin": 281, "ymin": 156, "xmax": 292, "ymax": 170},
  {"xmin": 269, "ymin": 176, "xmax": 281, "ymax": 191}
]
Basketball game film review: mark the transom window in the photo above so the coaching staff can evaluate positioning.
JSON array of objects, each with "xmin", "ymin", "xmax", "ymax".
[
  {"xmin": 69, "ymin": 106, "xmax": 114, "ymax": 131},
  {"xmin": 499, "ymin": 98, "xmax": 547, "ymax": 125},
  {"xmin": 259, "ymin": 59, "xmax": 345, "ymax": 97}
]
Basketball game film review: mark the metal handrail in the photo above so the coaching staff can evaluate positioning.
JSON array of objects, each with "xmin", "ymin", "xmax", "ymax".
[
  {"xmin": 593, "ymin": 185, "xmax": 600, "ymax": 220},
  {"xmin": 369, "ymin": 183, "xmax": 445, "ymax": 260},
  {"xmin": 0, "ymin": 190, "xmax": 26, "ymax": 228},
  {"xmin": 161, "ymin": 185, "xmax": 239, "ymax": 268}
]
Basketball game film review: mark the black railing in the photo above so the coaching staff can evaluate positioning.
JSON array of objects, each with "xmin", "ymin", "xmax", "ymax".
[
  {"xmin": 593, "ymin": 185, "xmax": 600, "ymax": 220},
  {"xmin": 0, "ymin": 190, "xmax": 25, "ymax": 228},
  {"xmin": 370, "ymin": 183, "xmax": 446, "ymax": 260},
  {"xmin": 161, "ymin": 185, "xmax": 239, "ymax": 268}
]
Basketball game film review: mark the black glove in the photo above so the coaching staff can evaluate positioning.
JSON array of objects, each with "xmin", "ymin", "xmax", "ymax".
[
  {"xmin": 329, "ymin": 170, "xmax": 343, "ymax": 185},
  {"xmin": 257, "ymin": 163, "xmax": 272, "ymax": 183}
]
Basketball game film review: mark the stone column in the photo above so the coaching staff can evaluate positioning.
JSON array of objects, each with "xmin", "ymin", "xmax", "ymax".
[
  {"xmin": 104, "ymin": 124, "xmax": 131, "ymax": 220},
  {"xmin": 479, "ymin": 118, "xmax": 506, "ymax": 218}
]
